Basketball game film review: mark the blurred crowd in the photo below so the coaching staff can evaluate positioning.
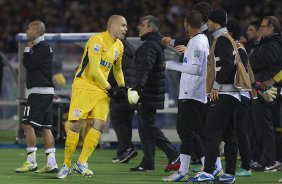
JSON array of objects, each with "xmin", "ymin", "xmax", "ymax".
[{"xmin": 0, "ymin": 0, "xmax": 282, "ymax": 53}]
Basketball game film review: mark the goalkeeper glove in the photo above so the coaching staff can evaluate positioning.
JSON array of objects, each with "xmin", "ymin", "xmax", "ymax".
[
  {"xmin": 127, "ymin": 88, "xmax": 140, "ymax": 105},
  {"xmin": 107, "ymin": 87, "xmax": 121, "ymax": 104},
  {"xmin": 132, "ymin": 84, "xmax": 144, "ymax": 96},
  {"xmin": 116, "ymin": 86, "xmax": 128, "ymax": 100},
  {"xmin": 261, "ymin": 87, "xmax": 278, "ymax": 102},
  {"xmin": 107, "ymin": 86, "xmax": 128, "ymax": 104}
]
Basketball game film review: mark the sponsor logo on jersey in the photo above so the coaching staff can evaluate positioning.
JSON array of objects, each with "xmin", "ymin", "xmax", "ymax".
[
  {"xmin": 100, "ymin": 60, "xmax": 111, "ymax": 68},
  {"xmin": 114, "ymin": 50, "xmax": 118, "ymax": 60},
  {"xmin": 183, "ymin": 57, "xmax": 188, "ymax": 63},
  {"xmin": 194, "ymin": 50, "xmax": 201, "ymax": 58},
  {"xmin": 94, "ymin": 44, "xmax": 101, "ymax": 52},
  {"xmin": 73, "ymin": 109, "xmax": 82, "ymax": 118}
]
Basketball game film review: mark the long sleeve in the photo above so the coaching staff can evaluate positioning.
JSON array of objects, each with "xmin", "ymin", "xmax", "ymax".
[
  {"xmin": 88, "ymin": 38, "xmax": 110, "ymax": 89},
  {"xmin": 273, "ymin": 70, "xmax": 282, "ymax": 82},
  {"xmin": 135, "ymin": 42, "xmax": 157, "ymax": 87},
  {"xmin": 166, "ymin": 60, "xmax": 201, "ymax": 76},
  {"xmin": 23, "ymin": 45, "xmax": 49, "ymax": 71},
  {"xmin": 113, "ymin": 51, "xmax": 125, "ymax": 87}
]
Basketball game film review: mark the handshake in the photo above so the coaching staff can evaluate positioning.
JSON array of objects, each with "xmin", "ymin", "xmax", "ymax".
[
  {"xmin": 252, "ymin": 81, "xmax": 278, "ymax": 102},
  {"xmin": 107, "ymin": 84, "xmax": 143, "ymax": 105}
]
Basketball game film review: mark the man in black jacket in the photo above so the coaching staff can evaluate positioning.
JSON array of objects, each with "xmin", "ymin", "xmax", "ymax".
[
  {"xmin": 130, "ymin": 15, "xmax": 179, "ymax": 172},
  {"xmin": 249, "ymin": 16, "xmax": 282, "ymax": 172},
  {"xmin": 15, "ymin": 21, "xmax": 58, "ymax": 173},
  {"xmin": 109, "ymin": 38, "xmax": 137, "ymax": 163}
]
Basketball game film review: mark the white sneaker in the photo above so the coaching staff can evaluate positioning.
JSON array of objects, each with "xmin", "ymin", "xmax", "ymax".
[
  {"xmin": 162, "ymin": 171, "xmax": 189, "ymax": 182},
  {"xmin": 73, "ymin": 162, "xmax": 93, "ymax": 177},
  {"xmin": 57, "ymin": 165, "xmax": 71, "ymax": 179}
]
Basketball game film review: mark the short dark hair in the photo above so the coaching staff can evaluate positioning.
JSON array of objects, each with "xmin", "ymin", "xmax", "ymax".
[
  {"xmin": 263, "ymin": 16, "xmax": 281, "ymax": 33},
  {"xmin": 185, "ymin": 10, "xmax": 202, "ymax": 29},
  {"xmin": 227, "ymin": 20, "xmax": 241, "ymax": 41},
  {"xmin": 193, "ymin": 2, "xmax": 213, "ymax": 22},
  {"xmin": 248, "ymin": 21, "xmax": 260, "ymax": 31},
  {"xmin": 140, "ymin": 15, "xmax": 160, "ymax": 32}
]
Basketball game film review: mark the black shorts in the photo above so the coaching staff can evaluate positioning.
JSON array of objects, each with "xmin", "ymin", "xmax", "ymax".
[{"xmin": 22, "ymin": 94, "xmax": 54, "ymax": 129}]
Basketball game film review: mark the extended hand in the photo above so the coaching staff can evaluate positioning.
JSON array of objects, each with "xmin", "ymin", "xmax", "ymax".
[
  {"xmin": 261, "ymin": 78, "xmax": 275, "ymax": 90},
  {"xmin": 174, "ymin": 45, "xmax": 187, "ymax": 54},
  {"xmin": 261, "ymin": 87, "xmax": 278, "ymax": 102},
  {"xmin": 162, "ymin": 37, "xmax": 172, "ymax": 47},
  {"xmin": 210, "ymin": 88, "xmax": 219, "ymax": 102}
]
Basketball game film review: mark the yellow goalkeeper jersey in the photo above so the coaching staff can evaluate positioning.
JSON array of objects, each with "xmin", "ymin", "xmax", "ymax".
[{"xmin": 73, "ymin": 31, "xmax": 125, "ymax": 91}]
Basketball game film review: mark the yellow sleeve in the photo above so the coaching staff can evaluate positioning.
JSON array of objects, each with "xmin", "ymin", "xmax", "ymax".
[
  {"xmin": 113, "ymin": 51, "xmax": 125, "ymax": 87},
  {"xmin": 88, "ymin": 37, "xmax": 110, "ymax": 89},
  {"xmin": 273, "ymin": 70, "xmax": 282, "ymax": 82}
]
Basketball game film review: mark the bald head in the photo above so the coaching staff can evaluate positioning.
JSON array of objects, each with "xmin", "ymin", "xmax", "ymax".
[
  {"xmin": 26, "ymin": 20, "xmax": 46, "ymax": 41},
  {"xmin": 30, "ymin": 21, "xmax": 46, "ymax": 36},
  {"xmin": 107, "ymin": 15, "xmax": 123, "ymax": 28},
  {"xmin": 107, "ymin": 15, "xmax": 128, "ymax": 40}
]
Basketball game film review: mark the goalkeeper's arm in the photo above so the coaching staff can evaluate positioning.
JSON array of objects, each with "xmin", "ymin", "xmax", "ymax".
[{"xmin": 273, "ymin": 70, "xmax": 282, "ymax": 83}]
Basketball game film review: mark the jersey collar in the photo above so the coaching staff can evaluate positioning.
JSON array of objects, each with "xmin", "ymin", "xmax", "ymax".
[{"xmin": 33, "ymin": 35, "xmax": 45, "ymax": 45}]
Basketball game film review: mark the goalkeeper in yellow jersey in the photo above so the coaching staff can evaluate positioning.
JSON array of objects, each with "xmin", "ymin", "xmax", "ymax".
[{"xmin": 57, "ymin": 15, "xmax": 128, "ymax": 179}]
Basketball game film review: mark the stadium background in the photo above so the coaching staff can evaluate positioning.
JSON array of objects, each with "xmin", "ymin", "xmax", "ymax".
[
  {"xmin": 0, "ymin": 0, "xmax": 282, "ymax": 53},
  {"xmin": 0, "ymin": 0, "xmax": 282, "ymax": 183}
]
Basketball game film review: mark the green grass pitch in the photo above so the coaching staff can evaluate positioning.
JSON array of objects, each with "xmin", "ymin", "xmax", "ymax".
[{"xmin": 0, "ymin": 148, "xmax": 281, "ymax": 184}]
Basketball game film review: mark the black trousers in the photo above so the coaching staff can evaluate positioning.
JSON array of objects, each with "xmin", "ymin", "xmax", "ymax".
[
  {"xmin": 110, "ymin": 101, "xmax": 135, "ymax": 157},
  {"xmin": 177, "ymin": 99, "xmax": 204, "ymax": 158},
  {"xmin": 137, "ymin": 103, "xmax": 179, "ymax": 169},
  {"xmin": 252, "ymin": 96, "xmax": 280, "ymax": 166},
  {"xmin": 235, "ymin": 96, "xmax": 251, "ymax": 170},
  {"xmin": 250, "ymin": 99, "xmax": 262, "ymax": 162},
  {"xmin": 204, "ymin": 94, "xmax": 239, "ymax": 175}
]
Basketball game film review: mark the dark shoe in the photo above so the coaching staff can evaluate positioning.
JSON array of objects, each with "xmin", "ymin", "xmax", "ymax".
[
  {"xmin": 164, "ymin": 156, "xmax": 180, "ymax": 172},
  {"xmin": 251, "ymin": 163, "xmax": 264, "ymax": 171},
  {"xmin": 130, "ymin": 165, "xmax": 153, "ymax": 172},
  {"xmin": 119, "ymin": 148, "xmax": 138, "ymax": 163},
  {"xmin": 191, "ymin": 158, "xmax": 201, "ymax": 165},
  {"xmin": 112, "ymin": 157, "xmax": 120, "ymax": 163}
]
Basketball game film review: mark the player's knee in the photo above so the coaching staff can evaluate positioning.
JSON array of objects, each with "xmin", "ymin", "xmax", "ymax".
[
  {"xmin": 92, "ymin": 120, "xmax": 106, "ymax": 131},
  {"xmin": 23, "ymin": 124, "xmax": 33, "ymax": 130},
  {"xmin": 70, "ymin": 121, "xmax": 83, "ymax": 132}
]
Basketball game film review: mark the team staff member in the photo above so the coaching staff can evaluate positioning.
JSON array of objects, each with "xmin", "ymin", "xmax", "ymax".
[
  {"xmin": 227, "ymin": 20, "xmax": 252, "ymax": 177},
  {"xmin": 162, "ymin": 10, "xmax": 209, "ymax": 182},
  {"xmin": 57, "ymin": 15, "xmax": 128, "ymax": 179},
  {"xmin": 192, "ymin": 10, "xmax": 240, "ymax": 184},
  {"xmin": 15, "ymin": 21, "xmax": 58, "ymax": 173},
  {"xmin": 249, "ymin": 16, "xmax": 282, "ymax": 172},
  {"xmin": 130, "ymin": 15, "xmax": 179, "ymax": 172}
]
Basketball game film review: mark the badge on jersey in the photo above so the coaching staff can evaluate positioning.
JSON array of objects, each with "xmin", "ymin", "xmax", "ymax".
[
  {"xmin": 114, "ymin": 50, "xmax": 119, "ymax": 60},
  {"xmin": 73, "ymin": 109, "xmax": 82, "ymax": 118},
  {"xmin": 93, "ymin": 44, "xmax": 101, "ymax": 52},
  {"xmin": 194, "ymin": 50, "xmax": 201, "ymax": 58}
]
